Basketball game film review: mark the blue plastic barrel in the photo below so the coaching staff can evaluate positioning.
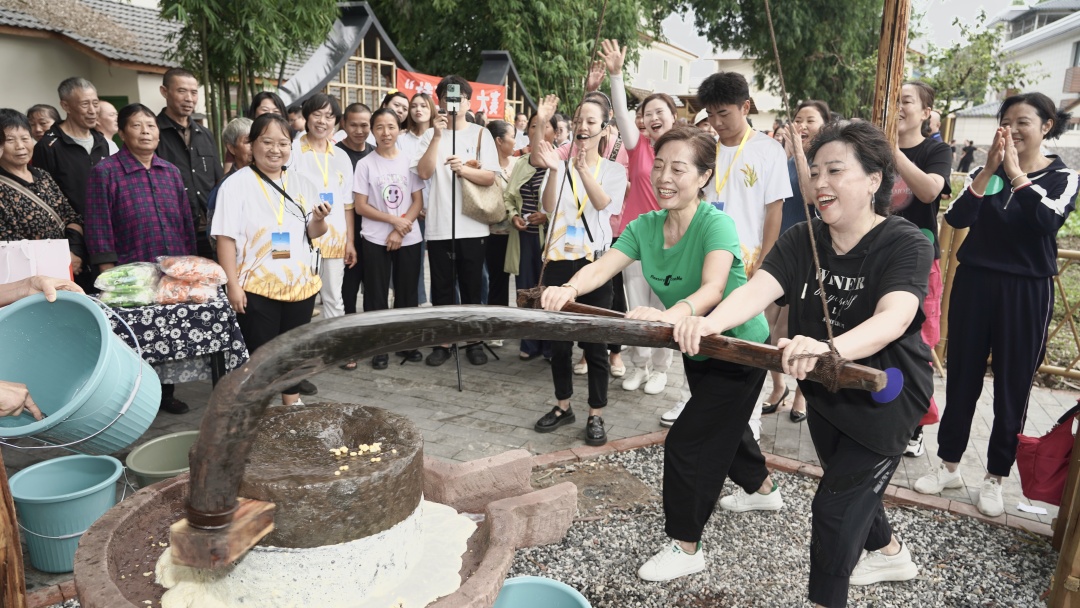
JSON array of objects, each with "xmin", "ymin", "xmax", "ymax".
[
  {"xmin": 9, "ymin": 454, "xmax": 123, "ymax": 572},
  {"xmin": 493, "ymin": 576, "xmax": 592, "ymax": 608},
  {"xmin": 0, "ymin": 292, "xmax": 160, "ymax": 454}
]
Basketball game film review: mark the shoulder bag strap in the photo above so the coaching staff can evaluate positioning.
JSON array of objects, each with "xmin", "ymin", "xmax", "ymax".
[
  {"xmin": 1057, "ymin": 401, "xmax": 1080, "ymax": 427},
  {"xmin": 476, "ymin": 126, "xmax": 484, "ymax": 163},
  {"xmin": 0, "ymin": 174, "xmax": 65, "ymax": 230},
  {"xmin": 608, "ymin": 135, "xmax": 622, "ymax": 162}
]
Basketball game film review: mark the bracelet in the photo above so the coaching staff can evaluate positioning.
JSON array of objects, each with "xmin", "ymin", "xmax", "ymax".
[
  {"xmin": 676, "ymin": 298, "xmax": 696, "ymax": 317},
  {"xmin": 561, "ymin": 283, "xmax": 579, "ymax": 297},
  {"xmin": 1012, "ymin": 181, "xmax": 1032, "ymax": 192},
  {"xmin": 968, "ymin": 185, "xmax": 985, "ymax": 199},
  {"xmin": 1009, "ymin": 174, "xmax": 1027, "ymax": 185}
]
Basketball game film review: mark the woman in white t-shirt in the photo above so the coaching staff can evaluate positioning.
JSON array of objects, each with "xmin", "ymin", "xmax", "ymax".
[
  {"xmin": 212, "ymin": 113, "xmax": 331, "ymax": 406},
  {"xmin": 353, "ymin": 108, "xmax": 425, "ymax": 370},
  {"xmin": 400, "ymin": 93, "xmax": 435, "ymax": 305},
  {"xmin": 530, "ymin": 97, "xmax": 627, "ymax": 448}
]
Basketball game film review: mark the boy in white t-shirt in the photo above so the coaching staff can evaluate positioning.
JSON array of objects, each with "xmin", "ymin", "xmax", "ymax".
[
  {"xmin": 413, "ymin": 75, "xmax": 500, "ymax": 367},
  {"xmin": 687, "ymin": 72, "xmax": 791, "ymax": 447}
]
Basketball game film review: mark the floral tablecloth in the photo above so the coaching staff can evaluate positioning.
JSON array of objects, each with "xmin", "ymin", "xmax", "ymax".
[{"xmin": 106, "ymin": 295, "xmax": 249, "ymax": 384}]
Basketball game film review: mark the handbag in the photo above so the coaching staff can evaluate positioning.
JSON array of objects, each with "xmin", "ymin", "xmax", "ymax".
[
  {"xmin": 1015, "ymin": 400, "xmax": 1080, "ymax": 506},
  {"xmin": 460, "ymin": 128, "xmax": 510, "ymax": 225}
]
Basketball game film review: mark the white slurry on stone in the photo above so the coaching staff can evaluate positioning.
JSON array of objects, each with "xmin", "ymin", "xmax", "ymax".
[{"xmin": 156, "ymin": 500, "xmax": 476, "ymax": 608}]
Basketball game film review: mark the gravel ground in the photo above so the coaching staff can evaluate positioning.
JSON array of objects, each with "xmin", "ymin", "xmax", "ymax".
[{"xmin": 509, "ymin": 446, "xmax": 1056, "ymax": 608}]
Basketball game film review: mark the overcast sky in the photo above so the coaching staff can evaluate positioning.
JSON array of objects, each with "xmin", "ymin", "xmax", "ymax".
[{"xmin": 662, "ymin": 0, "xmax": 1017, "ymax": 60}]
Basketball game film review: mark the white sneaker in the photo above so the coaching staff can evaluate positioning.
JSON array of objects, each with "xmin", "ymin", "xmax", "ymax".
[
  {"xmin": 904, "ymin": 432, "xmax": 925, "ymax": 457},
  {"xmin": 643, "ymin": 371, "xmax": 668, "ymax": 395},
  {"xmin": 660, "ymin": 401, "xmax": 685, "ymax": 427},
  {"xmin": 489, "ymin": 340, "xmax": 503, "ymax": 347},
  {"xmin": 913, "ymin": 463, "xmax": 963, "ymax": 495},
  {"xmin": 977, "ymin": 478, "xmax": 1005, "ymax": 517},
  {"xmin": 849, "ymin": 541, "xmax": 918, "ymax": 586},
  {"xmin": 637, "ymin": 540, "xmax": 706, "ymax": 582},
  {"xmin": 719, "ymin": 485, "xmax": 783, "ymax": 512},
  {"xmin": 573, "ymin": 359, "xmax": 588, "ymax": 375},
  {"xmin": 622, "ymin": 367, "xmax": 648, "ymax": 391}
]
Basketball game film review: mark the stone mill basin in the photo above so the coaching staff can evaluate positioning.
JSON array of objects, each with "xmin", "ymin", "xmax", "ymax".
[{"xmin": 73, "ymin": 403, "xmax": 579, "ymax": 608}]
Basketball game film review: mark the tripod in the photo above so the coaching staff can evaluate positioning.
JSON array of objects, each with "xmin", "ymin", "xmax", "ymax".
[{"xmin": 446, "ymin": 107, "xmax": 500, "ymax": 391}]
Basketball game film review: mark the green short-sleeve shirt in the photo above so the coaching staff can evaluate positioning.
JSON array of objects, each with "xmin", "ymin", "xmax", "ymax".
[{"xmin": 614, "ymin": 202, "xmax": 770, "ymax": 353}]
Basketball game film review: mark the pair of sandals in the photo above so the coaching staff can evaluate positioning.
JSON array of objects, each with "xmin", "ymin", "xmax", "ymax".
[{"xmin": 760, "ymin": 387, "xmax": 807, "ymax": 422}]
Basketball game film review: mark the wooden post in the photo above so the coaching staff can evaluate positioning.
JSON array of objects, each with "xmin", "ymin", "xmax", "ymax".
[
  {"xmin": 871, "ymin": 0, "xmax": 911, "ymax": 145},
  {"xmin": 937, "ymin": 226, "xmax": 968, "ymax": 363},
  {"xmin": 1050, "ymin": 417, "xmax": 1080, "ymax": 607},
  {"xmin": 0, "ymin": 450, "xmax": 27, "ymax": 608}
]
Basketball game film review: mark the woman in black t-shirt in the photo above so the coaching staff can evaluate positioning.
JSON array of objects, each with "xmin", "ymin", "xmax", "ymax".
[{"xmin": 675, "ymin": 122, "xmax": 933, "ymax": 608}]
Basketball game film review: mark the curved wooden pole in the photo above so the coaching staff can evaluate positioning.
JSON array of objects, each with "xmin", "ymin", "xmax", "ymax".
[{"xmin": 185, "ymin": 306, "xmax": 887, "ymax": 535}]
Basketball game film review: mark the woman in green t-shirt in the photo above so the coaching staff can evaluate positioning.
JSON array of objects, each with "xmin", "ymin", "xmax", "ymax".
[{"xmin": 540, "ymin": 127, "xmax": 778, "ymax": 583}]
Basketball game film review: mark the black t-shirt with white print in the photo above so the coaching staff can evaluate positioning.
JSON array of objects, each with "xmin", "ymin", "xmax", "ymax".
[{"xmin": 760, "ymin": 216, "xmax": 934, "ymax": 456}]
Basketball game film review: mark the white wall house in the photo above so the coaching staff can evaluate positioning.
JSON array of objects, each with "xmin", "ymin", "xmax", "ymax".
[
  {"xmin": 625, "ymin": 35, "xmax": 698, "ymax": 98},
  {"xmin": 955, "ymin": 0, "xmax": 1080, "ymax": 162},
  {"xmin": 0, "ymin": 0, "xmax": 183, "ymax": 118}
]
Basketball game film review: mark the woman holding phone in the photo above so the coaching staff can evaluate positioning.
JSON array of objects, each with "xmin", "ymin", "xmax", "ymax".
[{"xmin": 212, "ymin": 113, "xmax": 331, "ymax": 406}]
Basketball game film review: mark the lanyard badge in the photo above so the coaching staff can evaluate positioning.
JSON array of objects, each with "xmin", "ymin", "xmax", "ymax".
[{"xmin": 714, "ymin": 127, "xmax": 752, "ymax": 207}]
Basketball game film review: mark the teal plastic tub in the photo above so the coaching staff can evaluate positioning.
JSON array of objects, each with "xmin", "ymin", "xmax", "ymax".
[
  {"xmin": 493, "ymin": 576, "xmax": 592, "ymax": 608},
  {"xmin": 0, "ymin": 292, "xmax": 160, "ymax": 455},
  {"xmin": 9, "ymin": 454, "xmax": 123, "ymax": 572},
  {"xmin": 126, "ymin": 430, "xmax": 199, "ymax": 488}
]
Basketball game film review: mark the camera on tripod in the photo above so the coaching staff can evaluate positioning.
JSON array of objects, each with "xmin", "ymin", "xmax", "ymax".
[{"xmin": 445, "ymin": 84, "xmax": 462, "ymax": 114}]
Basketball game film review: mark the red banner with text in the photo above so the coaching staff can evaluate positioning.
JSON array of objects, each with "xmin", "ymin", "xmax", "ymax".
[{"xmin": 396, "ymin": 69, "xmax": 507, "ymax": 120}]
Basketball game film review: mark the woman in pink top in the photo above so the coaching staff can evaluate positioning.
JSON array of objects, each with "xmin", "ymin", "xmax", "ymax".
[{"xmin": 599, "ymin": 38, "xmax": 679, "ymax": 399}]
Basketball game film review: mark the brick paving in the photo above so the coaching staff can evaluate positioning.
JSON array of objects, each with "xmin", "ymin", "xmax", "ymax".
[{"xmin": 7, "ymin": 334, "xmax": 1078, "ymax": 598}]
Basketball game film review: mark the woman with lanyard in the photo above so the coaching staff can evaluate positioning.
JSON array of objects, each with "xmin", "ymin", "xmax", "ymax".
[
  {"xmin": 598, "ymin": 39, "xmax": 678, "ymax": 400},
  {"xmin": 540, "ymin": 127, "xmax": 774, "ymax": 582},
  {"xmin": 505, "ymin": 100, "xmax": 557, "ymax": 361},
  {"xmin": 401, "ymin": 92, "xmax": 436, "ymax": 306},
  {"xmin": 353, "ymin": 108, "xmax": 424, "ymax": 369},
  {"xmin": 677, "ymin": 121, "xmax": 933, "ymax": 606},
  {"xmin": 916, "ymin": 93, "xmax": 1078, "ymax": 517},
  {"xmin": 484, "ymin": 119, "xmax": 518, "ymax": 312},
  {"xmin": 213, "ymin": 113, "xmax": 331, "ymax": 406},
  {"xmin": 289, "ymin": 93, "xmax": 356, "ymax": 320},
  {"xmin": 763, "ymin": 99, "xmax": 833, "ymax": 423},
  {"xmin": 530, "ymin": 95, "xmax": 627, "ymax": 447}
]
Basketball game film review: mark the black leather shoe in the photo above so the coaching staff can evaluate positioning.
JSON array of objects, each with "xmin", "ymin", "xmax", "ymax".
[
  {"xmin": 397, "ymin": 349, "xmax": 424, "ymax": 363},
  {"xmin": 534, "ymin": 406, "xmax": 575, "ymax": 433},
  {"xmin": 298, "ymin": 380, "xmax": 318, "ymax": 396},
  {"xmin": 760, "ymin": 387, "xmax": 790, "ymax": 415},
  {"xmin": 585, "ymin": 415, "xmax": 607, "ymax": 446},
  {"xmin": 790, "ymin": 409, "xmax": 807, "ymax": 423},
  {"xmin": 160, "ymin": 397, "xmax": 190, "ymax": 415},
  {"xmin": 465, "ymin": 344, "xmax": 488, "ymax": 365},
  {"xmin": 372, "ymin": 354, "xmax": 389, "ymax": 370},
  {"xmin": 426, "ymin": 347, "xmax": 451, "ymax": 367}
]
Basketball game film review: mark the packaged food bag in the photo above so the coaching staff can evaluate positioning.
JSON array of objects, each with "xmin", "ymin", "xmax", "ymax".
[{"xmin": 157, "ymin": 256, "xmax": 227, "ymax": 285}]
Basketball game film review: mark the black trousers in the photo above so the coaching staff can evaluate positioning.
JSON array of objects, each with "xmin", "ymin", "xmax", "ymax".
[
  {"xmin": 428, "ymin": 237, "xmax": 485, "ymax": 306},
  {"xmin": 361, "ymin": 238, "xmax": 421, "ymax": 312},
  {"xmin": 485, "ymin": 233, "xmax": 511, "ymax": 307},
  {"xmin": 542, "ymin": 259, "xmax": 612, "ymax": 408},
  {"xmin": 515, "ymin": 231, "xmax": 548, "ymax": 357},
  {"xmin": 236, "ymin": 292, "xmax": 316, "ymax": 395},
  {"xmin": 342, "ymin": 220, "xmax": 364, "ymax": 315},
  {"xmin": 939, "ymin": 265, "xmax": 1053, "ymax": 476},
  {"xmin": 664, "ymin": 355, "xmax": 768, "ymax": 542},
  {"xmin": 807, "ymin": 411, "xmax": 899, "ymax": 608}
]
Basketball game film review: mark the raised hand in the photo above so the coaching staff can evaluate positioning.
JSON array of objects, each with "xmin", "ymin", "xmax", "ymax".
[
  {"xmin": 585, "ymin": 61, "xmax": 605, "ymax": 92},
  {"xmin": 598, "ymin": 39, "xmax": 626, "ymax": 76},
  {"xmin": 536, "ymin": 94, "xmax": 559, "ymax": 125},
  {"xmin": 533, "ymin": 140, "xmax": 561, "ymax": 170},
  {"xmin": 1001, "ymin": 126, "xmax": 1023, "ymax": 181},
  {"xmin": 985, "ymin": 127, "xmax": 1006, "ymax": 175}
]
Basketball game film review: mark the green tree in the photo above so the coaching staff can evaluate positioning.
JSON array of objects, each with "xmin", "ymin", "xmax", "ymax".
[
  {"xmin": 670, "ymin": 0, "xmax": 883, "ymax": 118},
  {"xmin": 917, "ymin": 11, "xmax": 1044, "ymax": 116},
  {"xmin": 365, "ymin": 0, "xmax": 670, "ymax": 110},
  {"xmin": 160, "ymin": 0, "xmax": 337, "ymax": 144}
]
